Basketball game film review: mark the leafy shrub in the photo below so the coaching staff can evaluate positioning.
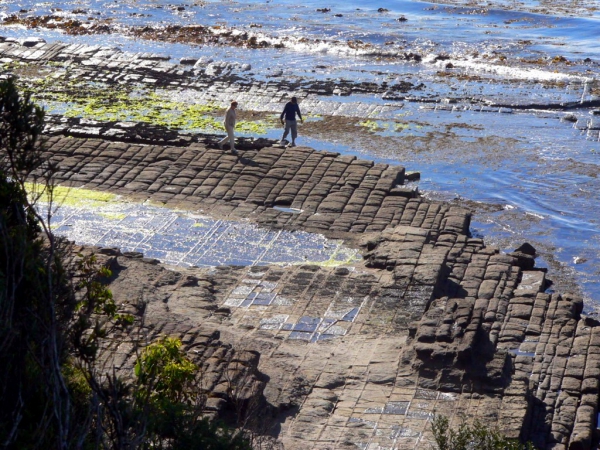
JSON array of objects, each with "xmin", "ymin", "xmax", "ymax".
[
  {"xmin": 0, "ymin": 78, "xmax": 252, "ymax": 449},
  {"xmin": 431, "ymin": 415, "xmax": 536, "ymax": 450}
]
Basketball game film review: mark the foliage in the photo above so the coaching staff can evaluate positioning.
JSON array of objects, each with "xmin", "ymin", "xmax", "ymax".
[
  {"xmin": 133, "ymin": 338, "xmax": 251, "ymax": 450},
  {"xmin": 431, "ymin": 415, "xmax": 536, "ymax": 450},
  {"xmin": 134, "ymin": 336, "xmax": 197, "ymax": 405},
  {"xmin": 0, "ymin": 78, "xmax": 253, "ymax": 449},
  {"xmin": 0, "ymin": 75, "xmax": 71, "ymax": 448},
  {"xmin": 70, "ymin": 254, "xmax": 122, "ymax": 362}
]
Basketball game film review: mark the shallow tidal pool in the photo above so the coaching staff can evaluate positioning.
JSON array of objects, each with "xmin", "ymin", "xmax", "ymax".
[{"xmin": 37, "ymin": 185, "xmax": 361, "ymax": 268}]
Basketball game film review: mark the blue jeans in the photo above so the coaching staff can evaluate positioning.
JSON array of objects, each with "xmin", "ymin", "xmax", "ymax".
[{"xmin": 282, "ymin": 120, "xmax": 298, "ymax": 142}]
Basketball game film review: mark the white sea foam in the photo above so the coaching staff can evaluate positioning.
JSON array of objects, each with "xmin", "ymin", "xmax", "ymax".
[
  {"xmin": 206, "ymin": 26, "xmax": 410, "ymax": 58},
  {"xmin": 206, "ymin": 25, "xmax": 594, "ymax": 84},
  {"xmin": 525, "ymin": 212, "xmax": 545, "ymax": 220},
  {"xmin": 430, "ymin": 56, "xmax": 594, "ymax": 83}
]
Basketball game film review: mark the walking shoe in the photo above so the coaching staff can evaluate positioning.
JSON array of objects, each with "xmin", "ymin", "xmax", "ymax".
[
  {"xmin": 289, "ymin": 142, "xmax": 296, "ymax": 147},
  {"xmin": 231, "ymin": 149, "xmax": 238, "ymax": 155},
  {"xmin": 218, "ymin": 142, "xmax": 223, "ymax": 150}
]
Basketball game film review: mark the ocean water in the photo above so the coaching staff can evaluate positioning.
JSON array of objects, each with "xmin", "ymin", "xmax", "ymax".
[{"xmin": 1, "ymin": 0, "xmax": 599, "ymax": 306}]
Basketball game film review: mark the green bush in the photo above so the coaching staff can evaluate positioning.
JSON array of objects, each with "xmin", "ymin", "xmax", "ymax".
[
  {"xmin": 0, "ymin": 78, "xmax": 252, "ymax": 449},
  {"xmin": 0, "ymin": 76, "xmax": 71, "ymax": 448},
  {"xmin": 431, "ymin": 415, "xmax": 536, "ymax": 450},
  {"xmin": 134, "ymin": 338, "xmax": 251, "ymax": 450}
]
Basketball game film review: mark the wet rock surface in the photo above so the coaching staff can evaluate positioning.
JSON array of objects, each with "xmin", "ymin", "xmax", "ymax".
[
  {"xmin": 4, "ymin": 38, "xmax": 600, "ymax": 449},
  {"xmin": 9, "ymin": 34, "xmax": 595, "ymax": 126},
  {"xmin": 47, "ymin": 125, "xmax": 600, "ymax": 449},
  {"xmin": 40, "ymin": 133, "xmax": 423, "ymax": 239},
  {"xmin": 0, "ymin": 37, "xmax": 417, "ymax": 107}
]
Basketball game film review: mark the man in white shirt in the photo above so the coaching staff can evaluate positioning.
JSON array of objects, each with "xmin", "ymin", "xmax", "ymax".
[{"xmin": 218, "ymin": 101, "xmax": 238, "ymax": 153}]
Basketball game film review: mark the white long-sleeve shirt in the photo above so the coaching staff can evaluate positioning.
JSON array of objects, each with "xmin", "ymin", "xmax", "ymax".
[{"xmin": 224, "ymin": 107, "xmax": 236, "ymax": 129}]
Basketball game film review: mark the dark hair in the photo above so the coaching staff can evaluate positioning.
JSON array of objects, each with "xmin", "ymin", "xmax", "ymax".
[{"xmin": 291, "ymin": 96, "xmax": 297, "ymax": 103}]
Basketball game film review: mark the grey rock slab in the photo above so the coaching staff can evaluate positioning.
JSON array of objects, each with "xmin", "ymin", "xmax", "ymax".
[{"xmin": 514, "ymin": 271, "xmax": 545, "ymax": 297}]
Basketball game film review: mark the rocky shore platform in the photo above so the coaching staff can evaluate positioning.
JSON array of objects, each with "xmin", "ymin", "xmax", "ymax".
[
  {"xmin": 41, "ymin": 127, "xmax": 600, "ymax": 450},
  {"xmin": 3, "ymin": 36, "xmax": 599, "ymax": 449}
]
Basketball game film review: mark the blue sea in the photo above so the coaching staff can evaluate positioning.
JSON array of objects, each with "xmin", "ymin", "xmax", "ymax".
[{"xmin": 1, "ymin": 0, "xmax": 599, "ymax": 306}]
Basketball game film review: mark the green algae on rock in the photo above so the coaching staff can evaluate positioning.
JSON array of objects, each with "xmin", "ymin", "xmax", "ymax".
[
  {"xmin": 359, "ymin": 120, "xmax": 385, "ymax": 132},
  {"xmin": 17, "ymin": 71, "xmax": 275, "ymax": 134},
  {"xmin": 26, "ymin": 183, "xmax": 119, "ymax": 209},
  {"xmin": 296, "ymin": 249, "xmax": 362, "ymax": 268}
]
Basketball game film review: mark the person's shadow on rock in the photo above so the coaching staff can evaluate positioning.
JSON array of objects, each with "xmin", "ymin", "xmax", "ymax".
[{"xmin": 237, "ymin": 154, "xmax": 258, "ymax": 166}]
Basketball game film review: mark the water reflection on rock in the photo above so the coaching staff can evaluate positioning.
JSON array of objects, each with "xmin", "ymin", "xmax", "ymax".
[{"xmin": 43, "ymin": 191, "xmax": 360, "ymax": 268}]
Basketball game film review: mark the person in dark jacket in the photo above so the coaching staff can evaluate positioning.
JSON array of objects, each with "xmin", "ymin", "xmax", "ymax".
[{"xmin": 279, "ymin": 96, "xmax": 303, "ymax": 147}]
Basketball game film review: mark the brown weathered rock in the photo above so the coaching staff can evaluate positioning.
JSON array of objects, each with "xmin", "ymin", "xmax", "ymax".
[{"xmin": 8, "ymin": 76, "xmax": 591, "ymax": 448}]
